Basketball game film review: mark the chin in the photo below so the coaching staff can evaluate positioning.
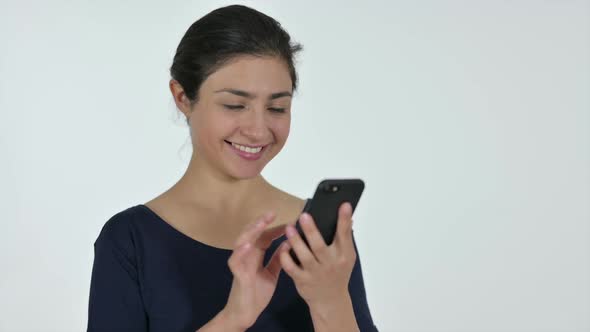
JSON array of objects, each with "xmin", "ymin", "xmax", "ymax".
[
  {"xmin": 224, "ymin": 154, "xmax": 269, "ymax": 180},
  {"xmin": 228, "ymin": 165, "xmax": 266, "ymax": 180},
  {"xmin": 222, "ymin": 142, "xmax": 281, "ymax": 180}
]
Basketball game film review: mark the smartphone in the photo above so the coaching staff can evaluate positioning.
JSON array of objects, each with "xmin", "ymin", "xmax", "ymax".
[{"xmin": 289, "ymin": 178, "xmax": 365, "ymax": 265}]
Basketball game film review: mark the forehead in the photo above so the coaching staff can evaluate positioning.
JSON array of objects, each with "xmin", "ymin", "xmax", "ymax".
[{"xmin": 203, "ymin": 55, "xmax": 293, "ymax": 95}]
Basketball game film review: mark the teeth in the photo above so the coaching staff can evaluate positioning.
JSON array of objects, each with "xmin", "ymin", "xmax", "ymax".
[{"xmin": 231, "ymin": 142, "xmax": 263, "ymax": 154}]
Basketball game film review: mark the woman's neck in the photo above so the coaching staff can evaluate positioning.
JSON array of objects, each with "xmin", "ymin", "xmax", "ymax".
[{"xmin": 168, "ymin": 152, "xmax": 274, "ymax": 216}]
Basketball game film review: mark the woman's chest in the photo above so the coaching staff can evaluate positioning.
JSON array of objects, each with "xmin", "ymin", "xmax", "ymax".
[{"xmin": 138, "ymin": 239, "xmax": 312, "ymax": 331}]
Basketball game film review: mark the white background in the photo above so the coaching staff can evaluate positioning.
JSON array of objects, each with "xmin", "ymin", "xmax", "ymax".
[{"xmin": 1, "ymin": 0, "xmax": 589, "ymax": 331}]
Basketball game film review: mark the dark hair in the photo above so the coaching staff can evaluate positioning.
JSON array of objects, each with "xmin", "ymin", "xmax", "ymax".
[{"xmin": 170, "ymin": 4, "xmax": 303, "ymax": 105}]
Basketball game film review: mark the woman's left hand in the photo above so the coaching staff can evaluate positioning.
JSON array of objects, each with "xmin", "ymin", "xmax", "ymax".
[{"xmin": 279, "ymin": 202, "xmax": 357, "ymax": 308}]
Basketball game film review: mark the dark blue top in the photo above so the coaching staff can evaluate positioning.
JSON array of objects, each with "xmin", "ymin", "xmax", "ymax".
[{"xmin": 87, "ymin": 204, "xmax": 378, "ymax": 332}]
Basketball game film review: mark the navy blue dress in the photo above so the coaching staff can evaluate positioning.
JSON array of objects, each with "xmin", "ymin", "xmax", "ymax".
[{"xmin": 87, "ymin": 204, "xmax": 378, "ymax": 332}]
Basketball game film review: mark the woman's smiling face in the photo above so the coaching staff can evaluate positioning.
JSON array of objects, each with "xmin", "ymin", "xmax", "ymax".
[{"xmin": 181, "ymin": 55, "xmax": 293, "ymax": 179}]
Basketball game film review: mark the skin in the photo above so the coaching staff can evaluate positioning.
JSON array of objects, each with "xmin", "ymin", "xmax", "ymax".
[{"xmin": 147, "ymin": 55, "xmax": 360, "ymax": 332}]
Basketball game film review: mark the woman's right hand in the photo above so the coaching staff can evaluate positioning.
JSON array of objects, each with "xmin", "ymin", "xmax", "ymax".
[{"xmin": 221, "ymin": 211, "xmax": 291, "ymax": 330}]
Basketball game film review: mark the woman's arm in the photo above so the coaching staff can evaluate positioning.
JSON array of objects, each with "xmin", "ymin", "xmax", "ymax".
[
  {"xmin": 346, "ymin": 232, "xmax": 379, "ymax": 332},
  {"xmin": 308, "ymin": 293, "xmax": 360, "ymax": 332},
  {"xmin": 306, "ymin": 232, "xmax": 378, "ymax": 332},
  {"xmin": 87, "ymin": 232, "xmax": 148, "ymax": 332},
  {"xmin": 194, "ymin": 309, "xmax": 244, "ymax": 332}
]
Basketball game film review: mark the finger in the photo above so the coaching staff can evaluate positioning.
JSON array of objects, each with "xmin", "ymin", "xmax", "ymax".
[
  {"xmin": 335, "ymin": 202, "xmax": 353, "ymax": 246},
  {"xmin": 255, "ymin": 224, "xmax": 287, "ymax": 249},
  {"xmin": 279, "ymin": 244, "xmax": 305, "ymax": 280},
  {"xmin": 235, "ymin": 211, "xmax": 276, "ymax": 248},
  {"xmin": 299, "ymin": 213, "xmax": 329, "ymax": 262},
  {"xmin": 227, "ymin": 242, "xmax": 252, "ymax": 274},
  {"xmin": 285, "ymin": 224, "xmax": 318, "ymax": 268},
  {"xmin": 265, "ymin": 241, "xmax": 290, "ymax": 278}
]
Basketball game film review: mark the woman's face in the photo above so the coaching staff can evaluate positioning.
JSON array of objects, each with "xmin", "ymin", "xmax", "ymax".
[{"xmin": 185, "ymin": 55, "xmax": 293, "ymax": 180}]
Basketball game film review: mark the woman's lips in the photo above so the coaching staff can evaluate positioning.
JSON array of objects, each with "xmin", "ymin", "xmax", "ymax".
[{"xmin": 225, "ymin": 140, "xmax": 267, "ymax": 161}]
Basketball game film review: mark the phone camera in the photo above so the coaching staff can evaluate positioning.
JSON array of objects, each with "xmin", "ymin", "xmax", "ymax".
[{"xmin": 322, "ymin": 184, "xmax": 339, "ymax": 193}]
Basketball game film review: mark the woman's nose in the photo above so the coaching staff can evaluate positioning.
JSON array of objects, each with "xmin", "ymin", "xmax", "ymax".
[{"xmin": 240, "ymin": 109, "xmax": 268, "ymax": 141}]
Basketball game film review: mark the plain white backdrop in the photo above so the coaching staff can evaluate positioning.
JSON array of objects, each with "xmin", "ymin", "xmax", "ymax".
[{"xmin": 1, "ymin": 0, "xmax": 589, "ymax": 331}]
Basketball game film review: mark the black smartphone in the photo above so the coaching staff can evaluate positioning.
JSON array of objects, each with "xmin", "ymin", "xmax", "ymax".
[{"xmin": 289, "ymin": 179, "xmax": 365, "ymax": 265}]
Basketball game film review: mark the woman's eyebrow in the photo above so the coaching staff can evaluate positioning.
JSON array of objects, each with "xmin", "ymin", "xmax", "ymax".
[{"xmin": 214, "ymin": 88, "xmax": 292, "ymax": 100}]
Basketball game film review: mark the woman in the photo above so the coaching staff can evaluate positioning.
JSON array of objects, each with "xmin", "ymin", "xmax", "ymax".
[{"xmin": 87, "ymin": 4, "xmax": 378, "ymax": 332}]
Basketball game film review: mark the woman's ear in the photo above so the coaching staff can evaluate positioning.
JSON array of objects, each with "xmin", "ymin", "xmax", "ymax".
[{"xmin": 169, "ymin": 79, "xmax": 192, "ymax": 119}]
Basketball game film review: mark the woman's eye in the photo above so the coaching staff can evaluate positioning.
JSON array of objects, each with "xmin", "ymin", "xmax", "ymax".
[
  {"xmin": 223, "ymin": 104, "xmax": 285, "ymax": 113},
  {"xmin": 223, "ymin": 104, "xmax": 244, "ymax": 110}
]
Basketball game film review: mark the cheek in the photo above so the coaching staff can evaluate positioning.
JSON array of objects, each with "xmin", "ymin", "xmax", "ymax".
[
  {"xmin": 272, "ymin": 116, "xmax": 291, "ymax": 141},
  {"xmin": 191, "ymin": 112, "xmax": 234, "ymax": 146}
]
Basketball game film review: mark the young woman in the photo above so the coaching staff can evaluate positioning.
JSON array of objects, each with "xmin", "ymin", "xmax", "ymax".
[{"xmin": 87, "ymin": 5, "xmax": 378, "ymax": 332}]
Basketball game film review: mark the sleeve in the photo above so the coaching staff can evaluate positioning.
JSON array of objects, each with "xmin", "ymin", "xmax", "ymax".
[
  {"xmin": 87, "ymin": 215, "xmax": 148, "ymax": 332},
  {"xmin": 349, "ymin": 231, "xmax": 379, "ymax": 332}
]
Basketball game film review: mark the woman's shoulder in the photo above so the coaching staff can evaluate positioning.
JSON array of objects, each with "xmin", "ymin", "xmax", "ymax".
[
  {"xmin": 265, "ymin": 186, "xmax": 308, "ymax": 226},
  {"xmin": 93, "ymin": 204, "xmax": 147, "ymax": 250},
  {"xmin": 266, "ymin": 182, "xmax": 306, "ymax": 207}
]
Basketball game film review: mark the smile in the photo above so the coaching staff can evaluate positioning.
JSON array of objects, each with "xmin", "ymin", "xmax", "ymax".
[{"xmin": 224, "ymin": 140, "xmax": 269, "ymax": 160}]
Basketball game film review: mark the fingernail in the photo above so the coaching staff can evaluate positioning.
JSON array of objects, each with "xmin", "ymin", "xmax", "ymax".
[
  {"xmin": 300, "ymin": 213, "xmax": 309, "ymax": 224},
  {"xmin": 343, "ymin": 202, "xmax": 352, "ymax": 213},
  {"xmin": 286, "ymin": 226, "xmax": 296, "ymax": 237}
]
